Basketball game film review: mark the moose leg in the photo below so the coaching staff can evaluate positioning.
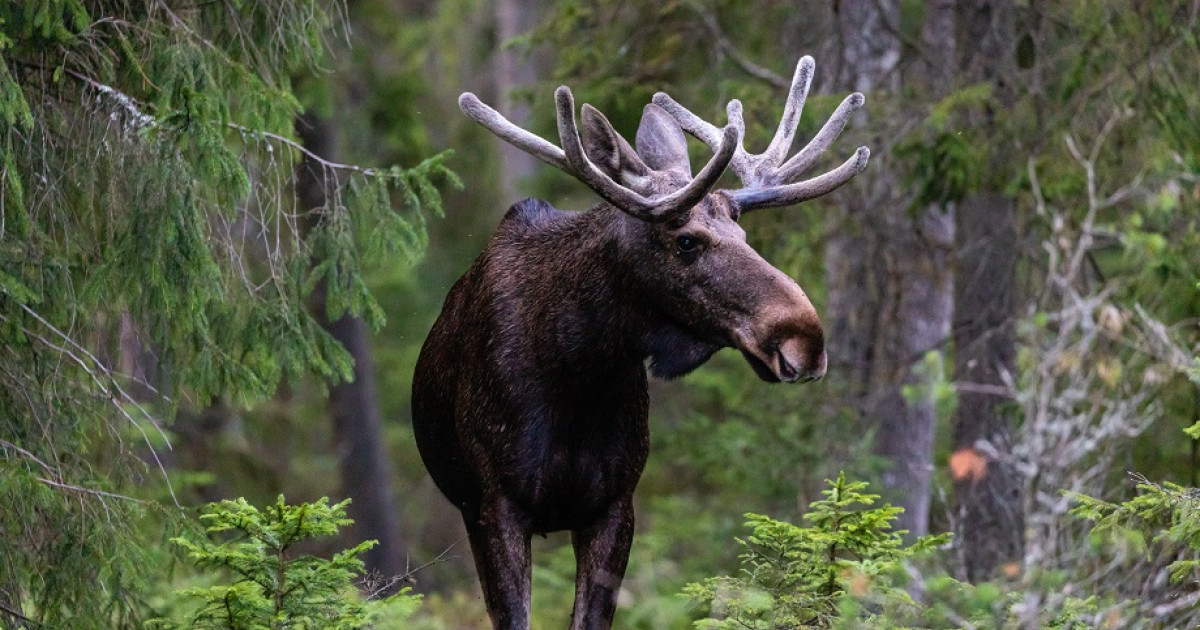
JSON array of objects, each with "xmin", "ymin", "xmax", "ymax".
[
  {"xmin": 569, "ymin": 498, "xmax": 635, "ymax": 630},
  {"xmin": 465, "ymin": 499, "xmax": 533, "ymax": 630}
]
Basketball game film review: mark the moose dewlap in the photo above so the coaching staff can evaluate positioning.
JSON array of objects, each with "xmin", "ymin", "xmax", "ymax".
[{"xmin": 411, "ymin": 56, "xmax": 868, "ymax": 630}]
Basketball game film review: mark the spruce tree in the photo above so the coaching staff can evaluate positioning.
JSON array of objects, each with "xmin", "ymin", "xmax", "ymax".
[{"xmin": 0, "ymin": 2, "xmax": 451, "ymax": 626}]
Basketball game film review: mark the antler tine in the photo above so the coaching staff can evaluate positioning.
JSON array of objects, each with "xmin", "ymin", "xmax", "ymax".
[
  {"xmin": 650, "ymin": 92, "xmax": 725, "ymax": 150},
  {"xmin": 653, "ymin": 55, "xmax": 870, "ymax": 212},
  {"xmin": 459, "ymin": 93, "xmax": 568, "ymax": 171},
  {"xmin": 761, "ymin": 56, "xmax": 815, "ymax": 171},
  {"xmin": 651, "ymin": 92, "xmax": 751, "ymax": 177},
  {"xmin": 655, "ymin": 122, "xmax": 739, "ymax": 214},
  {"xmin": 554, "ymin": 86, "xmax": 659, "ymax": 217},
  {"xmin": 556, "ymin": 86, "xmax": 739, "ymax": 220},
  {"xmin": 728, "ymin": 146, "xmax": 870, "ymax": 211},
  {"xmin": 652, "ymin": 92, "xmax": 744, "ymax": 174},
  {"xmin": 652, "ymin": 57, "xmax": 814, "ymax": 188},
  {"xmin": 775, "ymin": 92, "xmax": 865, "ymax": 184}
]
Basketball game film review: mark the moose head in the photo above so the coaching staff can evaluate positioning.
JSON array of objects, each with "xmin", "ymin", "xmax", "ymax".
[{"xmin": 412, "ymin": 56, "xmax": 867, "ymax": 630}]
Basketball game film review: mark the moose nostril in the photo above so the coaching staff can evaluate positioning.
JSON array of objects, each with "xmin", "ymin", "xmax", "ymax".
[
  {"xmin": 775, "ymin": 349, "xmax": 800, "ymax": 382},
  {"xmin": 775, "ymin": 335, "xmax": 826, "ymax": 383}
]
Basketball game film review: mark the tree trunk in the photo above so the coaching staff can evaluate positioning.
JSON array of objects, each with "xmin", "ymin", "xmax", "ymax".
[
  {"xmin": 296, "ymin": 112, "xmax": 406, "ymax": 588},
  {"xmin": 825, "ymin": 0, "xmax": 901, "ymax": 411},
  {"xmin": 950, "ymin": 0, "xmax": 1025, "ymax": 582},
  {"xmin": 863, "ymin": 206, "xmax": 954, "ymax": 541},
  {"xmin": 951, "ymin": 192, "xmax": 1023, "ymax": 581},
  {"xmin": 828, "ymin": 0, "xmax": 954, "ymax": 540}
]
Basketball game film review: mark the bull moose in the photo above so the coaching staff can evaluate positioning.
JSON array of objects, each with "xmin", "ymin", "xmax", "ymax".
[{"xmin": 411, "ymin": 56, "xmax": 868, "ymax": 630}]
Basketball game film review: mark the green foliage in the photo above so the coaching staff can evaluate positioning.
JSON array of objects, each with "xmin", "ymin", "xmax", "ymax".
[
  {"xmin": 155, "ymin": 496, "xmax": 420, "ymax": 630},
  {"xmin": 1071, "ymin": 479, "xmax": 1200, "ymax": 587},
  {"xmin": 894, "ymin": 83, "xmax": 994, "ymax": 208},
  {"xmin": 683, "ymin": 474, "xmax": 1168, "ymax": 629},
  {"xmin": 835, "ymin": 571, "xmax": 1109, "ymax": 630},
  {"xmin": 0, "ymin": 60, "xmax": 33, "ymax": 129},
  {"xmin": 0, "ymin": 0, "xmax": 89, "ymax": 46},
  {"xmin": 684, "ymin": 473, "xmax": 949, "ymax": 629},
  {"xmin": 2, "ymin": 2, "xmax": 1197, "ymax": 629},
  {"xmin": 0, "ymin": 467, "xmax": 164, "ymax": 630},
  {"xmin": 836, "ymin": 469, "xmax": 1200, "ymax": 629},
  {"xmin": 1, "ymin": 1, "xmax": 452, "ymax": 626}
]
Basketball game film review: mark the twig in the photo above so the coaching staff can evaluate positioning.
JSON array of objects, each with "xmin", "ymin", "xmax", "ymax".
[
  {"xmin": 1149, "ymin": 588, "xmax": 1200, "ymax": 619},
  {"xmin": 0, "ymin": 439, "xmax": 58, "ymax": 477},
  {"xmin": 50, "ymin": 63, "xmax": 388, "ymax": 180},
  {"xmin": 953, "ymin": 382, "xmax": 1013, "ymax": 397},
  {"xmin": 0, "ymin": 308, "xmax": 179, "ymax": 507},
  {"xmin": 402, "ymin": 538, "xmax": 465, "ymax": 580},
  {"xmin": 227, "ymin": 123, "xmax": 382, "ymax": 176},
  {"xmin": 36, "ymin": 478, "xmax": 145, "ymax": 504},
  {"xmin": 0, "ymin": 603, "xmax": 46, "ymax": 628},
  {"xmin": 361, "ymin": 537, "xmax": 466, "ymax": 600}
]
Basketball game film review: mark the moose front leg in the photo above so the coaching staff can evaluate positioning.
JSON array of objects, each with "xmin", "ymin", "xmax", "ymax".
[
  {"xmin": 569, "ymin": 498, "xmax": 635, "ymax": 630},
  {"xmin": 465, "ymin": 498, "xmax": 533, "ymax": 630}
]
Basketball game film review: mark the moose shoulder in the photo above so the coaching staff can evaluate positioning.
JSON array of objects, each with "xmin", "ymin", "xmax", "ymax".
[{"xmin": 411, "ymin": 56, "xmax": 869, "ymax": 630}]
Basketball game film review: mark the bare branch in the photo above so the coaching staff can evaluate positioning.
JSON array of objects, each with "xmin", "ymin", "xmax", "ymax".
[
  {"xmin": 0, "ymin": 603, "xmax": 46, "ymax": 629},
  {"xmin": 51, "ymin": 62, "xmax": 392, "ymax": 180},
  {"xmin": 62, "ymin": 67, "xmax": 157, "ymax": 128},
  {"xmin": 0, "ymin": 439, "xmax": 58, "ymax": 477},
  {"xmin": 692, "ymin": 7, "xmax": 789, "ymax": 89},
  {"xmin": 227, "ymin": 123, "xmax": 383, "ymax": 176},
  {"xmin": 0, "ymin": 307, "xmax": 179, "ymax": 507}
]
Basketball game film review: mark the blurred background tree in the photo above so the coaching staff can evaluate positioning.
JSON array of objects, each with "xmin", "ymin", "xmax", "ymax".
[{"xmin": 2, "ymin": 0, "xmax": 1198, "ymax": 628}]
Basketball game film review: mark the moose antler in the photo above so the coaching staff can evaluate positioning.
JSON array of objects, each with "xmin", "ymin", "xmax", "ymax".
[
  {"xmin": 652, "ymin": 56, "xmax": 869, "ymax": 212},
  {"xmin": 459, "ymin": 87, "xmax": 739, "ymax": 221}
]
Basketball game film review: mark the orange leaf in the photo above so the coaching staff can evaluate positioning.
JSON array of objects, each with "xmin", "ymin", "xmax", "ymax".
[{"xmin": 949, "ymin": 447, "xmax": 988, "ymax": 482}]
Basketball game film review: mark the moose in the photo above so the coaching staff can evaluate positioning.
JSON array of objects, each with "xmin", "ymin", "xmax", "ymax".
[{"xmin": 411, "ymin": 56, "xmax": 868, "ymax": 630}]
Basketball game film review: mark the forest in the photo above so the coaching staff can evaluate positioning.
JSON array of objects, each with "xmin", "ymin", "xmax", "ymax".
[{"xmin": 1, "ymin": 0, "xmax": 1199, "ymax": 628}]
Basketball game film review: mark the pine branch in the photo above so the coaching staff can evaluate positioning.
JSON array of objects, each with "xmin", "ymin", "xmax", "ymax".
[
  {"xmin": 44, "ymin": 63, "xmax": 390, "ymax": 180},
  {"xmin": 59, "ymin": 66, "xmax": 157, "ymax": 128},
  {"xmin": 0, "ymin": 438, "xmax": 58, "ymax": 476}
]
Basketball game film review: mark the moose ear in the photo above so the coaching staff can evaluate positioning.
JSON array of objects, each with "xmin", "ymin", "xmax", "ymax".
[
  {"xmin": 581, "ymin": 104, "xmax": 650, "ymax": 185},
  {"xmin": 636, "ymin": 104, "xmax": 692, "ymax": 176}
]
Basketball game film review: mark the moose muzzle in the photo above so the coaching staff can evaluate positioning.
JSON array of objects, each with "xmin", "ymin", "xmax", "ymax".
[{"xmin": 733, "ymin": 286, "xmax": 826, "ymax": 384}]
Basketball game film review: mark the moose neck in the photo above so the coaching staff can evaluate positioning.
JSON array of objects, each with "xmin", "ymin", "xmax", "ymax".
[
  {"xmin": 496, "ymin": 201, "xmax": 718, "ymax": 384},
  {"xmin": 535, "ymin": 205, "xmax": 650, "ymax": 363}
]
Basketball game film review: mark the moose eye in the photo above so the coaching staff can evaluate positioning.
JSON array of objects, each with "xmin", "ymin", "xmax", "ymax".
[{"xmin": 675, "ymin": 234, "xmax": 700, "ymax": 253}]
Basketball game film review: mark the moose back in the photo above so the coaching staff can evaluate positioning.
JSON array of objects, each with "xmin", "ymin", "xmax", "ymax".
[{"xmin": 411, "ymin": 56, "xmax": 869, "ymax": 630}]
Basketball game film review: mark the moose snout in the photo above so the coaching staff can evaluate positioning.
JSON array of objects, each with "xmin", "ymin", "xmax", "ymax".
[
  {"xmin": 750, "ymin": 277, "xmax": 826, "ymax": 383},
  {"xmin": 734, "ymin": 307, "xmax": 826, "ymax": 384},
  {"xmin": 773, "ymin": 336, "xmax": 827, "ymax": 383}
]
